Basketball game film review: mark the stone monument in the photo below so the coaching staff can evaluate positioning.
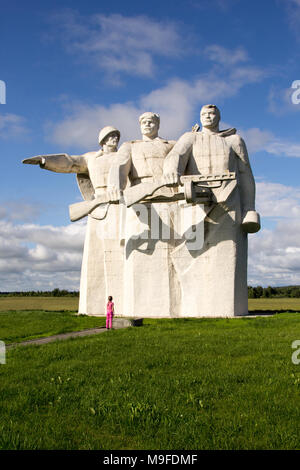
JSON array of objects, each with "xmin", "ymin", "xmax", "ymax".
[
  {"xmin": 23, "ymin": 126, "xmax": 124, "ymax": 315},
  {"xmin": 163, "ymin": 104, "xmax": 260, "ymax": 316},
  {"xmin": 23, "ymin": 105, "xmax": 260, "ymax": 318},
  {"xmin": 108, "ymin": 111, "xmax": 182, "ymax": 318}
]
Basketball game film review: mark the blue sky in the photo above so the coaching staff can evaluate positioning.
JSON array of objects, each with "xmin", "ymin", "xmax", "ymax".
[{"xmin": 1, "ymin": 0, "xmax": 300, "ymax": 290}]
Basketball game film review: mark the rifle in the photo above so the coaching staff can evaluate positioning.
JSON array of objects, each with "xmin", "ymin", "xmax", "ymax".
[
  {"xmin": 69, "ymin": 173, "xmax": 236, "ymax": 222},
  {"xmin": 69, "ymin": 180, "xmax": 168, "ymax": 222}
]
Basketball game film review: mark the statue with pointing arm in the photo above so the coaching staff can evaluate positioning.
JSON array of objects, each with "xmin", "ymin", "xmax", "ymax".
[
  {"xmin": 23, "ymin": 126, "xmax": 124, "ymax": 316},
  {"xmin": 22, "ymin": 104, "xmax": 261, "ymax": 318}
]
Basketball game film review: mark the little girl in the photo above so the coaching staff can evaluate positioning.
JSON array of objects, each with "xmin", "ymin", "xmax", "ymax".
[{"xmin": 106, "ymin": 296, "xmax": 114, "ymax": 329}]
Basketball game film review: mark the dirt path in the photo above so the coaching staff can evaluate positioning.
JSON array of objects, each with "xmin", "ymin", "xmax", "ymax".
[{"xmin": 7, "ymin": 326, "xmax": 114, "ymax": 349}]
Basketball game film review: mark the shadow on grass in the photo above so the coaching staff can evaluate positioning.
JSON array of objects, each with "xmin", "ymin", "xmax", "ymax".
[{"xmin": 248, "ymin": 309, "xmax": 300, "ymax": 316}]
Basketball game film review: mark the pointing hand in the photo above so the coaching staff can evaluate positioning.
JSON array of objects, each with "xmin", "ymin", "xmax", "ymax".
[{"xmin": 22, "ymin": 156, "xmax": 45, "ymax": 165}]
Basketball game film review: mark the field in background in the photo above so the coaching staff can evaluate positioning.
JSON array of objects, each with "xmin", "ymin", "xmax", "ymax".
[
  {"xmin": 0, "ymin": 296, "xmax": 300, "ymax": 313},
  {"xmin": 248, "ymin": 298, "xmax": 300, "ymax": 311},
  {"xmin": 0, "ymin": 296, "xmax": 79, "ymax": 312}
]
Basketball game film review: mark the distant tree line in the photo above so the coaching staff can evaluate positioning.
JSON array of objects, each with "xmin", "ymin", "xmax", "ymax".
[
  {"xmin": 248, "ymin": 286, "xmax": 300, "ymax": 298},
  {"xmin": 0, "ymin": 289, "xmax": 79, "ymax": 297},
  {"xmin": 1, "ymin": 286, "xmax": 300, "ymax": 298}
]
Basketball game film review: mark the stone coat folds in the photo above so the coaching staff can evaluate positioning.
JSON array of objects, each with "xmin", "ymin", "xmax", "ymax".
[
  {"xmin": 163, "ymin": 128, "xmax": 256, "ymax": 316},
  {"xmin": 109, "ymin": 137, "xmax": 183, "ymax": 317},
  {"xmin": 41, "ymin": 150, "xmax": 124, "ymax": 316}
]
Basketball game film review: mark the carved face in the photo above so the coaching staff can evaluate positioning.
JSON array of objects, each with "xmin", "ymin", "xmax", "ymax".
[
  {"xmin": 200, "ymin": 107, "xmax": 220, "ymax": 128},
  {"xmin": 140, "ymin": 117, "xmax": 159, "ymax": 138},
  {"xmin": 102, "ymin": 132, "xmax": 119, "ymax": 151}
]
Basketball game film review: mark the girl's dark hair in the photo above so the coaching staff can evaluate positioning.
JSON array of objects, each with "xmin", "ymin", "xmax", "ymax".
[{"xmin": 108, "ymin": 296, "xmax": 113, "ymax": 301}]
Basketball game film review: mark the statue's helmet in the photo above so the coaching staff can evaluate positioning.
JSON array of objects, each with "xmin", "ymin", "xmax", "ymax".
[{"xmin": 98, "ymin": 126, "xmax": 120, "ymax": 146}]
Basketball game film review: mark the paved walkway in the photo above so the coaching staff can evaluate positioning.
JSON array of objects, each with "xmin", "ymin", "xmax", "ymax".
[
  {"xmin": 6, "ymin": 327, "xmax": 108, "ymax": 349},
  {"xmin": 6, "ymin": 324, "xmax": 131, "ymax": 350},
  {"xmin": 6, "ymin": 318, "xmax": 142, "ymax": 350}
]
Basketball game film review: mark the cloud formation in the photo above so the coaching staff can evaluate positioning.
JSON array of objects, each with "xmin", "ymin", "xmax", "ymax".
[
  {"xmin": 240, "ymin": 127, "xmax": 300, "ymax": 158},
  {"xmin": 248, "ymin": 220, "xmax": 300, "ymax": 286},
  {"xmin": 204, "ymin": 45, "xmax": 248, "ymax": 65},
  {"xmin": 282, "ymin": 0, "xmax": 300, "ymax": 39},
  {"xmin": 0, "ymin": 113, "xmax": 28, "ymax": 139},
  {"xmin": 247, "ymin": 180, "xmax": 300, "ymax": 286},
  {"xmin": 0, "ymin": 220, "xmax": 86, "ymax": 291},
  {"xmin": 48, "ymin": 62, "xmax": 267, "ymax": 149},
  {"xmin": 51, "ymin": 11, "xmax": 186, "ymax": 79}
]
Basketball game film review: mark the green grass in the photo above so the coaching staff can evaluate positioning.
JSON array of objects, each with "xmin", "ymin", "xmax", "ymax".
[
  {"xmin": 0, "ymin": 310, "xmax": 105, "ymax": 344},
  {"xmin": 0, "ymin": 296, "xmax": 79, "ymax": 312},
  {"xmin": 2, "ymin": 296, "xmax": 300, "ymax": 313},
  {"xmin": 248, "ymin": 298, "xmax": 300, "ymax": 312},
  {"xmin": 0, "ymin": 313, "xmax": 300, "ymax": 449}
]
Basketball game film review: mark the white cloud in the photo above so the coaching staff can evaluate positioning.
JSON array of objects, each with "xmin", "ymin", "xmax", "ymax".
[
  {"xmin": 204, "ymin": 45, "xmax": 248, "ymax": 65},
  {"xmin": 239, "ymin": 127, "xmax": 300, "ymax": 158},
  {"xmin": 282, "ymin": 0, "xmax": 300, "ymax": 38},
  {"xmin": 266, "ymin": 140, "xmax": 300, "ymax": 158},
  {"xmin": 0, "ymin": 201, "xmax": 41, "ymax": 222},
  {"xmin": 51, "ymin": 11, "xmax": 186, "ymax": 79},
  {"xmin": 0, "ymin": 113, "xmax": 28, "ymax": 139},
  {"xmin": 48, "ymin": 64, "xmax": 267, "ymax": 148},
  {"xmin": 0, "ymin": 220, "xmax": 86, "ymax": 291},
  {"xmin": 256, "ymin": 181, "xmax": 300, "ymax": 218},
  {"xmin": 48, "ymin": 101, "xmax": 141, "ymax": 149},
  {"xmin": 248, "ymin": 220, "xmax": 300, "ymax": 286},
  {"xmin": 268, "ymin": 84, "xmax": 300, "ymax": 115},
  {"xmin": 247, "ymin": 179, "xmax": 300, "ymax": 286}
]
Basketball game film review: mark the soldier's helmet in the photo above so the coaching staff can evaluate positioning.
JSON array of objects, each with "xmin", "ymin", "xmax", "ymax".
[{"xmin": 98, "ymin": 126, "xmax": 120, "ymax": 147}]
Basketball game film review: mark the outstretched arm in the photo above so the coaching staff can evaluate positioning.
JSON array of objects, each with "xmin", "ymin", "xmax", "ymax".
[{"xmin": 23, "ymin": 153, "xmax": 88, "ymax": 174}]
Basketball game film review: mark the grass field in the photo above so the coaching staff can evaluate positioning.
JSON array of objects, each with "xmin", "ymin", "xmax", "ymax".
[
  {"xmin": 0, "ymin": 311, "xmax": 300, "ymax": 450},
  {"xmin": 0, "ymin": 296, "xmax": 80, "ymax": 312},
  {"xmin": 1, "ymin": 296, "xmax": 300, "ymax": 313},
  {"xmin": 0, "ymin": 310, "xmax": 105, "ymax": 344}
]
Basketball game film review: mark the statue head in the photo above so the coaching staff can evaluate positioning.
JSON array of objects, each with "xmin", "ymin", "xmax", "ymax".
[
  {"xmin": 200, "ymin": 104, "xmax": 220, "ymax": 130},
  {"xmin": 139, "ymin": 112, "xmax": 160, "ymax": 139},
  {"xmin": 98, "ymin": 126, "xmax": 120, "ymax": 152}
]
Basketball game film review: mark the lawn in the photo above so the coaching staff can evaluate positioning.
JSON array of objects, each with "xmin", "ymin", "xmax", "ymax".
[
  {"xmin": 0, "ymin": 313, "xmax": 300, "ymax": 450},
  {"xmin": 0, "ymin": 310, "xmax": 105, "ymax": 344},
  {"xmin": 248, "ymin": 298, "xmax": 300, "ymax": 312},
  {"xmin": 1, "ymin": 296, "xmax": 300, "ymax": 313},
  {"xmin": 0, "ymin": 296, "xmax": 79, "ymax": 312}
]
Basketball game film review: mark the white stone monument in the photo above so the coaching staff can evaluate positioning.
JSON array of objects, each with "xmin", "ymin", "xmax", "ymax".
[
  {"xmin": 23, "ymin": 105, "xmax": 260, "ymax": 318},
  {"xmin": 163, "ymin": 104, "xmax": 260, "ymax": 316},
  {"xmin": 23, "ymin": 126, "xmax": 124, "ymax": 315},
  {"xmin": 108, "ymin": 112, "xmax": 183, "ymax": 318}
]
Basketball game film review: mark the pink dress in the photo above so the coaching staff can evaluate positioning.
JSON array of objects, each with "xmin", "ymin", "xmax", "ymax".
[{"xmin": 106, "ymin": 301, "xmax": 114, "ymax": 329}]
